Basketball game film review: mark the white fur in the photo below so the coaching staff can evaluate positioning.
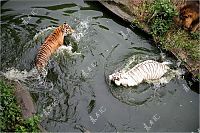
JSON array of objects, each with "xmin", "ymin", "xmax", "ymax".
[{"xmin": 109, "ymin": 60, "xmax": 170, "ymax": 87}]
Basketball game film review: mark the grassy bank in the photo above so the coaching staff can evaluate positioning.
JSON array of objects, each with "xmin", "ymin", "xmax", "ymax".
[
  {"xmin": 116, "ymin": 0, "xmax": 199, "ymax": 77},
  {"xmin": 0, "ymin": 80, "xmax": 40, "ymax": 132},
  {"xmin": 137, "ymin": 0, "xmax": 199, "ymax": 60}
]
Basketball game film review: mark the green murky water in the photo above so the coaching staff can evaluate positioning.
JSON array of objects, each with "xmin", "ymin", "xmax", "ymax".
[{"xmin": 1, "ymin": 0, "xmax": 199, "ymax": 132}]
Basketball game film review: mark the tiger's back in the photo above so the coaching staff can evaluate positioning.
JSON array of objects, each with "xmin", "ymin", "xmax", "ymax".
[
  {"xmin": 35, "ymin": 27, "xmax": 64, "ymax": 70},
  {"xmin": 127, "ymin": 60, "xmax": 169, "ymax": 81},
  {"xmin": 109, "ymin": 60, "xmax": 170, "ymax": 87},
  {"xmin": 35, "ymin": 23, "xmax": 75, "ymax": 73}
]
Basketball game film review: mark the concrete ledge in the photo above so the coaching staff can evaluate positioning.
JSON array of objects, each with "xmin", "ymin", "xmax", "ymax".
[{"xmin": 98, "ymin": 0, "xmax": 199, "ymax": 77}]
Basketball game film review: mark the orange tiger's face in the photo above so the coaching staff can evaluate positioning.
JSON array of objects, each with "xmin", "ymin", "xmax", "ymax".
[
  {"xmin": 180, "ymin": 11, "xmax": 195, "ymax": 28},
  {"xmin": 179, "ymin": 2, "xmax": 200, "ymax": 30},
  {"xmin": 62, "ymin": 23, "xmax": 75, "ymax": 35}
]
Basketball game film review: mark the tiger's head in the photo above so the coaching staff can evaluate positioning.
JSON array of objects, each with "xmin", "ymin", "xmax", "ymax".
[
  {"xmin": 109, "ymin": 71, "xmax": 121, "ymax": 81},
  {"xmin": 180, "ymin": 10, "xmax": 194, "ymax": 29},
  {"xmin": 109, "ymin": 71, "xmax": 129, "ymax": 86},
  {"xmin": 179, "ymin": 3, "xmax": 199, "ymax": 30},
  {"xmin": 61, "ymin": 22, "xmax": 75, "ymax": 35}
]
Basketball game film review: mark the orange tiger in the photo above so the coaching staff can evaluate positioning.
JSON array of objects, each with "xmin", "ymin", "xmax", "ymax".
[
  {"xmin": 35, "ymin": 22, "xmax": 75, "ymax": 73},
  {"xmin": 179, "ymin": 1, "xmax": 200, "ymax": 32}
]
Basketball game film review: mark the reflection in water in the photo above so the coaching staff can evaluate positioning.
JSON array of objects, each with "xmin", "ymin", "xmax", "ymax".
[
  {"xmin": 1, "ymin": 21, "xmax": 86, "ymax": 92},
  {"xmin": 1, "ymin": 0, "xmax": 199, "ymax": 132},
  {"xmin": 105, "ymin": 49, "xmax": 185, "ymax": 106}
]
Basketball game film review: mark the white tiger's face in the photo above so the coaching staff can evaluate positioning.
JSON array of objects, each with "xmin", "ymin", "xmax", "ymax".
[
  {"xmin": 109, "ymin": 72, "xmax": 121, "ymax": 81},
  {"xmin": 109, "ymin": 71, "xmax": 129, "ymax": 86}
]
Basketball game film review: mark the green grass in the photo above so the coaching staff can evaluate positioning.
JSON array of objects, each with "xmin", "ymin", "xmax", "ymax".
[
  {"xmin": 0, "ymin": 80, "xmax": 40, "ymax": 132},
  {"xmin": 148, "ymin": 0, "xmax": 178, "ymax": 36},
  {"xmin": 147, "ymin": 0, "xmax": 199, "ymax": 60},
  {"xmin": 128, "ymin": 0, "xmax": 200, "ymax": 77},
  {"xmin": 131, "ymin": 0, "xmax": 199, "ymax": 62},
  {"xmin": 163, "ymin": 28, "xmax": 200, "ymax": 60}
]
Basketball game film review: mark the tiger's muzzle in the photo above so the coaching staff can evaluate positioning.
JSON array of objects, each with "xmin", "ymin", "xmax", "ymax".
[
  {"xmin": 63, "ymin": 22, "xmax": 75, "ymax": 35},
  {"xmin": 66, "ymin": 28, "xmax": 75, "ymax": 35}
]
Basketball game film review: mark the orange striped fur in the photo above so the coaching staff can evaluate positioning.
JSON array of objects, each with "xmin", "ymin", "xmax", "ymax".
[{"xmin": 35, "ymin": 23, "xmax": 75, "ymax": 72}]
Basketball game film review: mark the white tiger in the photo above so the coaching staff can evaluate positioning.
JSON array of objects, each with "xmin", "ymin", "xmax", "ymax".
[{"xmin": 109, "ymin": 60, "xmax": 171, "ymax": 87}]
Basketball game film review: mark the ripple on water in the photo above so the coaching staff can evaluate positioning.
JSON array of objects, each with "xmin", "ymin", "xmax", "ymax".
[
  {"xmin": 1, "ymin": 21, "xmax": 87, "ymax": 93},
  {"xmin": 104, "ymin": 48, "xmax": 182, "ymax": 106}
]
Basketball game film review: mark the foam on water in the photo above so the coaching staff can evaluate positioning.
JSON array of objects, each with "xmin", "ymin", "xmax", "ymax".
[
  {"xmin": 146, "ymin": 68, "xmax": 185, "ymax": 88},
  {"xmin": 1, "ymin": 19, "xmax": 91, "ymax": 92},
  {"xmin": 2, "ymin": 68, "xmax": 39, "ymax": 82},
  {"xmin": 1, "ymin": 67, "xmax": 53, "ymax": 92},
  {"xmin": 105, "ymin": 52, "xmax": 185, "ymax": 106},
  {"xmin": 56, "ymin": 45, "xmax": 81, "ymax": 56},
  {"xmin": 71, "ymin": 19, "xmax": 90, "ymax": 42},
  {"xmin": 33, "ymin": 26, "xmax": 55, "ymax": 41},
  {"xmin": 33, "ymin": 19, "xmax": 90, "ymax": 43},
  {"xmin": 122, "ymin": 55, "xmax": 184, "ymax": 86},
  {"xmin": 57, "ymin": 45, "xmax": 73, "ymax": 53}
]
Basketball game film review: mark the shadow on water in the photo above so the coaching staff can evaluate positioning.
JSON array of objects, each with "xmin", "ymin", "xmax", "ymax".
[
  {"xmin": 0, "ymin": 0, "xmax": 199, "ymax": 132},
  {"xmin": 85, "ymin": 1, "xmax": 153, "ymax": 40},
  {"xmin": 33, "ymin": 3, "xmax": 78, "ymax": 11}
]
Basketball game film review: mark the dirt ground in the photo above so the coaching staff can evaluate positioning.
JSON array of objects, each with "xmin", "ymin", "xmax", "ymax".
[{"xmin": 100, "ymin": 0, "xmax": 199, "ymax": 77}]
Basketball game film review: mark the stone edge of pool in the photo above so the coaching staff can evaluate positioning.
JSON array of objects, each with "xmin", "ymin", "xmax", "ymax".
[
  {"xmin": 0, "ymin": 76, "xmax": 46, "ymax": 132},
  {"xmin": 97, "ymin": 0, "xmax": 199, "ymax": 79}
]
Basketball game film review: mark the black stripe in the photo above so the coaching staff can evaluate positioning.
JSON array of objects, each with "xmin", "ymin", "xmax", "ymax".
[{"xmin": 128, "ymin": 71, "xmax": 138, "ymax": 83}]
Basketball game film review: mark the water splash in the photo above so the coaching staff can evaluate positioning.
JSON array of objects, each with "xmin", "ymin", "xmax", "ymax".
[
  {"xmin": 1, "ymin": 68, "xmax": 53, "ymax": 92},
  {"xmin": 122, "ymin": 56, "xmax": 184, "ymax": 86},
  {"xmin": 2, "ymin": 68, "xmax": 39, "ymax": 82},
  {"xmin": 146, "ymin": 68, "xmax": 185, "ymax": 88},
  {"xmin": 1, "ymin": 23, "xmax": 88, "ymax": 92},
  {"xmin": 1, "ymin": 19, "xmax": 91, "ymax": 92},
  {"xmin": 105, "ymin": 52, "xmax": 185, "ymax": 106},
  {"xmin": 33, "ymin": 26, "xmax": 55, "ymax": 41},
  {"xmin": 121, "ymin": 56, "xmax": 137, "ymax": 72},
  {"xmin": 71, "ymin": 19, "xmax": 90, "ymax": 42},
  {"xmin": 56, "ymin": 45, "xmax": 81, "ymax": 56},
  {"xmin": 33, "ymin": 20, "xmax": 90, "ymax": 43},
  {"xmin": 57, "ymin": 45, "xmax": 73, "ymax": 53}
]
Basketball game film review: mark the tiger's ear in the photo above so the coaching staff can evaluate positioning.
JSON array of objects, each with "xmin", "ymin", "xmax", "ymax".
[{"xmin": 61, "ymin": 25, "xmax": 65, "ymax": 33}]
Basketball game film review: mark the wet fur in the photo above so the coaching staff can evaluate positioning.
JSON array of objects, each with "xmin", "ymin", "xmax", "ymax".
[
  {"xmin": 109, "ymin": 60, "xmax": 170, "ymax": 87},
  {"xmin": 35, "ymin": 23, "xmax": 74, "ymax": 72}
]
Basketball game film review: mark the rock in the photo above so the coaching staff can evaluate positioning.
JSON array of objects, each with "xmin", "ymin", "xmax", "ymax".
[{"xmin": 13, "ymin": 82, "xmax": 36, "ymax": 119}]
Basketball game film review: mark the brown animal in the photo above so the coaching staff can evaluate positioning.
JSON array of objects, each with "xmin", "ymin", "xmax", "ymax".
[
  {"xmin": 35, "ymin": 22, "xmax": 75, "ymax": 73},
  {"xmin": 179, "ymin": 1, "xmax": 200, "ymax": 32}
]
